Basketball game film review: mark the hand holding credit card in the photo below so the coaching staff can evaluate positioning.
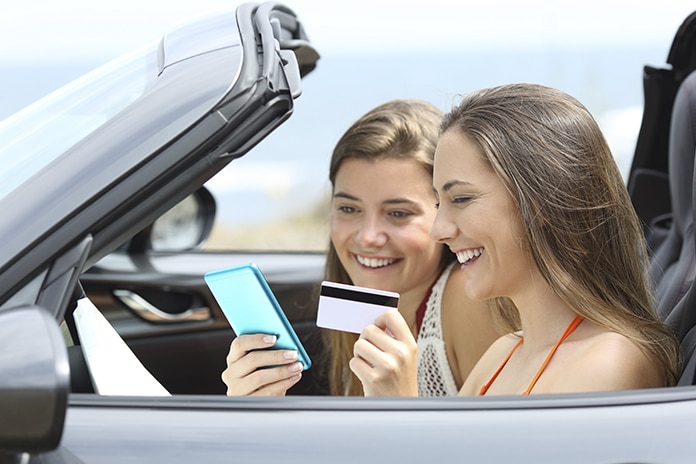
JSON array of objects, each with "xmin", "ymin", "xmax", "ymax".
[{"xmin": 316, "ymin": 281, "xmax": 400, "ymax": 333}]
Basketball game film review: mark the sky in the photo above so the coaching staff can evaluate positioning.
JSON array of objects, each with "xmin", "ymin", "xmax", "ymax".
[{"xmin": 1, "ymin": 1, "xmax": 695, "ymax": 62}]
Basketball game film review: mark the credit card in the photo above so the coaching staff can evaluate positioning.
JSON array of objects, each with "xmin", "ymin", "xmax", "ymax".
[{"xmin": 316, "ymin": 281, "xmax": 399, "ymax": 333}]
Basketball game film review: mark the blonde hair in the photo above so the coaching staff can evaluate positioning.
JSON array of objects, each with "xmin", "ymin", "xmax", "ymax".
[
  {"xmin": 440, "ymin": 83, "xmax": 681, "ymax": 386},
  {"xmin": 323, "ymin": 99, "xmax": 448, "ymax": 395}
]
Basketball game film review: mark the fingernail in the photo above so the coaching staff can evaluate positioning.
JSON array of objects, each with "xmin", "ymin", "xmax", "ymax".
[
  {"xmin": 283, "ymin": 350, "xmax": 298, "ymax": 360},
  {"xmin": 263, "ymin": 335, "xmax": 277, "ymax": 344},
  {"xmin": 288, "ymin": 362, "xmax": 303, "ymax": 373}
]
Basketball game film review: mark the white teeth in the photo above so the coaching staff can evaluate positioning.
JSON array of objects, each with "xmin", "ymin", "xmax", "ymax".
[
  {"xmin": 356, "ymin": 255, "xmax": 396, "ymax": 268},
  {"xmin": 456, "ymin": 248, "xmax": 483, "ymax": 264}
]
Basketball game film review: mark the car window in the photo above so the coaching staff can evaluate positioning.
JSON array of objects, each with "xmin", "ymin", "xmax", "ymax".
[{"xmin": 0, "ymin": 50, "xmax": 155, "ymax": 201}]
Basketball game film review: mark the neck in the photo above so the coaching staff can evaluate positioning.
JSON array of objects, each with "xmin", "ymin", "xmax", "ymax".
[{"xmin": 511, "ymin": 273, "xmax": 579, "ymax": 350}]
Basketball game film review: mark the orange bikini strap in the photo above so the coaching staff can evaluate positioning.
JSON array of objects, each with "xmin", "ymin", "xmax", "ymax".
[
  {"xmin": 523, "ymin": 315, "xmax": 584, "ymax": 395},
  {"xmin": 478, "ymin": 314, "xmax": 584, "ymax": 396},
  {"xmin": 478, "ymin": 338, "xmax": 524, "ymax": 395}
]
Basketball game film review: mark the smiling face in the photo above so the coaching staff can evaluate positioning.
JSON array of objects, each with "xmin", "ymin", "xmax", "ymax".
[
  {"xmin": 430, "ymin": 129, "xmax": 534, "ymax": 302},
  {"xmin": 330, "ymin": 157, "xmax": 443, "ymax": 301}
]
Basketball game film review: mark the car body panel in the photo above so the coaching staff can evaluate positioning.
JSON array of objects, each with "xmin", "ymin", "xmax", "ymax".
[{"xmin": 59, "ymin": 390, "xmax": 695, "ymax": 463}]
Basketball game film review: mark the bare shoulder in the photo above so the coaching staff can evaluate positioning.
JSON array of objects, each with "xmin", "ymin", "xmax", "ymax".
[
  {"xmin": 556, "ymin": 330, "xmax": 665, "ymax": 392},
  {"xmin": 458, "ymin": 333, "xmax": 521, "ymax": 395}
]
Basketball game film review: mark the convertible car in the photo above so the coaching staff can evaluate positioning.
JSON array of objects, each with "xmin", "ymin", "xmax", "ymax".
[{"xmin": 3, "ymin": 2, "xmax": 696, "ymax": 463}]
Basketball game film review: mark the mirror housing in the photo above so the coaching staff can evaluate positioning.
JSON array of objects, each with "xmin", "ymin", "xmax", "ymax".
[
  {"xmin": 125, "ymin": 186, "xmax": 217, "ymax": 253},
  {"xmin": 0, "ymin": 306, "xmax": 69, "ymax": 454}
]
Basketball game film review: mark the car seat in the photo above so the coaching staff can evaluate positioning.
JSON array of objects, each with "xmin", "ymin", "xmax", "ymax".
[
  {"xmin": 649, "ymin": 69, "xmax": 696, "ymax": 323},
  {"xmin": 674, "ymin": 137, "xmax": 696, "ymax": 384}
]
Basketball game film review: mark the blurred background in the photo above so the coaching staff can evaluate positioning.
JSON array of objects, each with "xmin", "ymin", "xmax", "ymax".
[{"xmin": 2, "ymin": 0, "xmax": 695, "ymax": 251}]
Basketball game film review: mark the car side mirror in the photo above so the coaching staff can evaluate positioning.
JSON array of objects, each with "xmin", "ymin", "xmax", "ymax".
[
  {"xmin": 124, "ymin": 186, "xmax": 217, "ymax": 253},
  {"xmin": 0, "ymin": 306, "xmax": 69, "ymax": 456}
]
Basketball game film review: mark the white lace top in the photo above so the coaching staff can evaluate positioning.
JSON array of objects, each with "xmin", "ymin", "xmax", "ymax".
[{"xmin": 417, "ymin": 261, "xmax": 459, "ymax": 397}]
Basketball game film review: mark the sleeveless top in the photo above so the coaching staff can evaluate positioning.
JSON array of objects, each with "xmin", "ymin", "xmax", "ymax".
[
  {"xmin": 478, "ymin": 315, "xmax": 584, "ymax": 395},
  {"xmin": 417, "ymin": 261, "xmax": 459, "ymax": 397}
]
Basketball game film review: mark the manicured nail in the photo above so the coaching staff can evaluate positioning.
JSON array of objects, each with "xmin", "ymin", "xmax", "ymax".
[
  {"xmin": 288, "ymin": 362, "xmax": 303, "ymax": 373},
  {"xmin": 263, "ymin": 335, "xmax": 277, "ymax": 344},
  {"xmin": 283, "ymin": 350, "xmax": 298, "ymax": 360}
]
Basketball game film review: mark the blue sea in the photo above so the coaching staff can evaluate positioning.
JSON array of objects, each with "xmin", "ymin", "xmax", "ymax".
[{"xmin": 0, "ymin": 45, "xmax": 669, "ymax": 226}]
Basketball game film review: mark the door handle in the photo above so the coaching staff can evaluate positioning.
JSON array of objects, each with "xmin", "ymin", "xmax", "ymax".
[{"xmin": 113, "ymin": 289, "xmax": 212, "ymax": 323}]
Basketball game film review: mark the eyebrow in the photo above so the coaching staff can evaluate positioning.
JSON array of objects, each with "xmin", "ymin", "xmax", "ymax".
[
  {"xmin": 440, "ymin": 179, "xmax": 472, "ymax": 192},
  {"xmin": 333, "ymin": 192, "xmax": 359, "ymax": 201},
  {"xmin": 333, "ymin": 191, "xmax": 420, "ymax": 206}
]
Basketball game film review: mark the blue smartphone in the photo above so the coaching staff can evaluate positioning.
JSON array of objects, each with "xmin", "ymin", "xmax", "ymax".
[{"xmin": 204, "ymin": 263, "xmax": 311, "ymax": 370}]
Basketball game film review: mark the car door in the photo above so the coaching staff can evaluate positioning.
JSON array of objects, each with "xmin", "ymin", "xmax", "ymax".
[{"xmin": 55, "ymin": 388, "xmax": 696, "ymax": 463}]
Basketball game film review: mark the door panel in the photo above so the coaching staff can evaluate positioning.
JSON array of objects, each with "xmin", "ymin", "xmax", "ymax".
[{"xmin": 79, "ymin": 251, "xmax": 329, "ymax": 395}]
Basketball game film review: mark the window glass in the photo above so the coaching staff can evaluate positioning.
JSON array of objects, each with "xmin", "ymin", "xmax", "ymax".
[{"xmin": 0, "ymin": 51, "xmax": 153, "ymax": 201}]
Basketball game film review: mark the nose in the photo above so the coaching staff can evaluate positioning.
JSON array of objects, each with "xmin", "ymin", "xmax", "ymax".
[
  {"xmin": 355, "ymin": 215, "xmax": 388, "ymax": 248},
  {"xmin": 430, "ymin": 207, "xmax": 457, "ymax": 244}
]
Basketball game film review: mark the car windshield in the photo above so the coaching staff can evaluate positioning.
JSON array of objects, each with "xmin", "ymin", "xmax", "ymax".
[{"xmin": 0, "ymin": 48, "xmax": 156, "ymax": 201}]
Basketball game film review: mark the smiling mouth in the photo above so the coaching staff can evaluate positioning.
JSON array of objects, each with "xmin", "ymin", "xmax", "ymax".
[
  {"xmin": 355, "ymin": 255, "xmax": 397, "ymax": 269},
  {"xmin": 456, "ymin": 248, "xmax": 484, "ymax": 265}
]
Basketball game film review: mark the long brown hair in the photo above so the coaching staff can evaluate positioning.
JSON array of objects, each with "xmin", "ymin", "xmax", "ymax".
[
  {"xmin": 323, "ymin": 99, "xmax": 449, "ymax": 395},
  {"xmin": 440, "ymin": 83, "xmax": 681, "ymax": 386}
]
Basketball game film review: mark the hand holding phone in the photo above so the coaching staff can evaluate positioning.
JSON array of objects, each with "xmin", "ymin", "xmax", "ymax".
[{"xmin": 204, "ymin": 263, "xmax": 311, "ymax": 370}]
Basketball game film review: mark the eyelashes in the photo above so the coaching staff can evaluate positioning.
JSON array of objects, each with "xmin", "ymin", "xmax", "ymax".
[
  {"xmin": 334, "ymin": 205, "xmax": 415, "ymax": 219},
  {"xmin": 452, "ymin": 196, "xmax": 473, "ymax": 205},
  {"xmin": 435, "ymin": 196, "xmax": 473, "ymax": 209}
]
